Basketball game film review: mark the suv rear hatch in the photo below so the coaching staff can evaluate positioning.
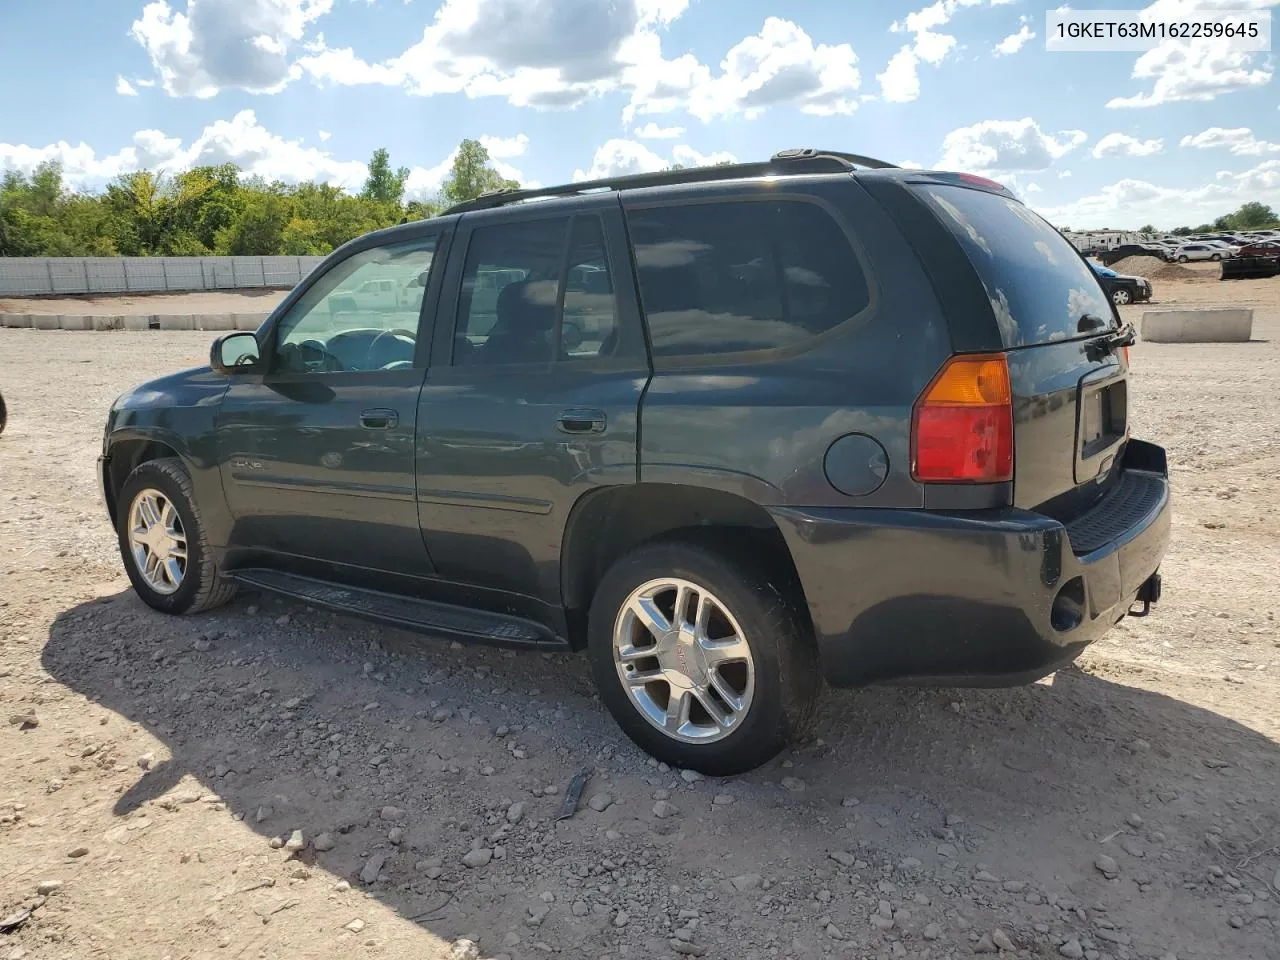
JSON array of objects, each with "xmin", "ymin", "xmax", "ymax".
[{"xmin": 907, "ymin": 180, "xmax": 1130, "ymax": 520}]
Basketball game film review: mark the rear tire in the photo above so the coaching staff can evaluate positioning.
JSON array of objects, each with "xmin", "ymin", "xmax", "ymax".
[
  {"xmin": 586, "ymin": 537, "xmax": 821, "ymax": 775},
  {"xmin": 116, "ymin": 457, "xmax": 236, "ymax": 616}
]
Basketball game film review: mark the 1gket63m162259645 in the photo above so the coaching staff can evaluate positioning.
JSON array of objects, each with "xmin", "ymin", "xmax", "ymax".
[{"xmin": 97, "ymin": 150, "xmax": 1170, "ymax": 775}]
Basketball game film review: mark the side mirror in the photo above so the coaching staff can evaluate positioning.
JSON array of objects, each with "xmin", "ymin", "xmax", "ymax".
[{"xmin": 210, "ymin": 332, "xmax": 263, "ymax": 374}]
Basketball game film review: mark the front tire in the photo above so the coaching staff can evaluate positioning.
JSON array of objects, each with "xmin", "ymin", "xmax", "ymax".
[
  {"xmin": 116, "ymin": 457, "xmax": 235, "ymax": 615},
  {"xmin": 587, "ymin": 538, "xmax": 821, "ymax": 775},
  {"xmin": 1177, "ymin": 255, "xmax": 1189, "ymax": 263},
  {"xmin": 1112, "ymin": 288, "xmax": 1132, "ymax": 306},
  {"xmin": 1211, "ymin": 253, "xmax": 1222, "ymax": 261}
]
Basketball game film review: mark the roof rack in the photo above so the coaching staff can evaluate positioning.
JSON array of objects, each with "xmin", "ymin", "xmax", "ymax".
[{"xmin": 442, "ymin": 148, "xmax": 898, "ymax": 215}]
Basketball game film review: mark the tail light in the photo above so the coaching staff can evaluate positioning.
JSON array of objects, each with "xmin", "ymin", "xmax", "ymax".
[
  {"xmin": 911, "ymin": 353, "xmax": 1014, "ymax": 483},
  {"xmin": 1121, "ymin": 345, "xmax": 1130, "ymax": 366}
]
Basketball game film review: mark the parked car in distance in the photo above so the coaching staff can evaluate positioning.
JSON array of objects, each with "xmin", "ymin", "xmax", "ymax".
[
  {"xmin": 1089, "ymin": 260, "xmax": 1152, "ymax": 305},
  {"xmin": 1174, "ymin": 243, "xmax": 1225, "ymax": 262},
  {"xmin": 97, "ymin": 150, "xmax": 1169, "ymax": 774},
  {"xmin": 1236, "ymin": 240, "xmax": 1280, "ymax": 258},
  {"xmin": 1097, "ymin": 243, "xmax": 1173, "ymax": 265}
]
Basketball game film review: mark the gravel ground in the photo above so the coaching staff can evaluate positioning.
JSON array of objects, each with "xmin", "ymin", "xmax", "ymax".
[
  {"xmin": 0, "ymin": 289, "xmax": 288, "ymax": 316},
  {"xmin": 1, "ymin": 277, "xmax": 1278, "ymax": 960}
]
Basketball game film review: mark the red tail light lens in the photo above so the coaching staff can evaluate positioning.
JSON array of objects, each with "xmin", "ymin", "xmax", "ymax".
[{"xmin": 911, "ymin": 354, "xmax": 1014, "ymax": 483}]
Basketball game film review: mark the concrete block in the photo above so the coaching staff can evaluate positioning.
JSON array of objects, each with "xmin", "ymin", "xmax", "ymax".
[
  {"xmin": 1, "ymin": 313, "xmax": 32, "ymax": 328},
  {"xmin": 196, "ymin": 313, "xmax": 236, "ymax": 331},
  {"xmin": 91, "ymin": 315, "xmax": 126, "ymax": 331},
  {"xmin": 123, "ymin": 315, "xmax": 152, "ymax": 331},
  {"xmin": 32, "ymin": 315, "xmax": 61, "ymax": 330},
  {"xmin": 234, "ymin": 312, "xmax": 269, "ymax": 331},
  {"xmin": 156, "ymin": 314, "xmax": 196, "ymax": 331},
  {"xmin": 59, "ymin": 315, "xmax": 94, "ymax": 331},
  {"xmin": 1141, "ymin": 308, "xmax": 1253, "ymax": 343}
]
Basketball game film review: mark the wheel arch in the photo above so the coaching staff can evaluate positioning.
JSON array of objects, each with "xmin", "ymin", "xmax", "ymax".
[
  {"xmin": 560, "ymin": 482, "xmax": 811, "ymax": 650},
  {"xmin": 103, "ymin": 431, "xmax": 190, "ymax": 525}
]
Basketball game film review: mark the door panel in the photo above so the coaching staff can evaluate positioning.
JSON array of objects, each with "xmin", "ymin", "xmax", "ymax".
[
  {"xmin": 217, "ymin": 229, "xmax": 449, "ymax": 575},
  {"xmin": 416, "ymin": 200, "xmax": 649, "ymax": 605}
]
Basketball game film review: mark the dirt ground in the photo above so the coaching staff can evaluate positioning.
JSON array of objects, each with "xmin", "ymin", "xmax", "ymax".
[
  {"xmin": 1, "ymin": 275, "xmax": 1277, "ymax": 960},
  {"xmin": 0, "ymin": 289, "xmax": 288, "ymax": 317}
]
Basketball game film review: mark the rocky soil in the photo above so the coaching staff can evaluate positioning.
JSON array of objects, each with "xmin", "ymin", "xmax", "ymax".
[{"xmin": 1, "ymin": 276, "xmax": 1277, "ymax": 960}]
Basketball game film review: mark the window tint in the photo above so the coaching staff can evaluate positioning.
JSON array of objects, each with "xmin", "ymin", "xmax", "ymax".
[
  {"xmin": 627, "ymin": 200, "xmax": 869, "ymax": 360},
  {"xmin": 917, "ymin": 185, "xmax": 1115, "ymax": 348},
  {"xmin": 561, "ymin": 217, "xmax": 618, "ymax": 359},
  {"xmin": 274, "ymin": 236, "xmax": 437, "ymax": 374},
  {"xmin": 455, "ymin": 218, "xmax": 569, "ymax": 366}
]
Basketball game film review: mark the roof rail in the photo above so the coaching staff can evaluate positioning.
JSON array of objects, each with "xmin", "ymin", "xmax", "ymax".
[{"xmin": 441, "ymin": 148, "xmax": 898, "ymax": 215}]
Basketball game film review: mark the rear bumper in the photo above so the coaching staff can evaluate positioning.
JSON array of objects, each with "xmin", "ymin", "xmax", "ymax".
[{"xmin": 770, "ymin": 439, "xmax": 1171, "ymax": 688}]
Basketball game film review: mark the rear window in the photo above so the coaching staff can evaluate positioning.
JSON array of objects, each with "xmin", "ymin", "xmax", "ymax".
[
  {"xmin": 917, "ymin": 185, "xmax": 1115, "ymax": 347},
  {"xmin": 627, "ymin": 199, "xmax": 870, "ymax": 361}
]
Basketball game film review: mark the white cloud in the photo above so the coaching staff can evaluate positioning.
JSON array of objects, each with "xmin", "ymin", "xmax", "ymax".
[
  {"xmin": 317, "ymin": 129, "xmax": 331, "ymax": 141},
  {"xmin": 1106, "ymin": 0, "xmax": 1276, "ymax": 108},
  {"xmin": 0, "ymin": 110, "xmax": 536, "ymax": 201},
  {"xmin": 938, "ymin": 118, "xmax": 1088, "ymax": 173},
  {"xmin": 299, "ymin": 8, "xmax": 861, "ymax": 123},
  {"xmin": 301, "ymin": 0, "xmax": 660, "ymax": 109},
  {"xmin": 478, "ymin": 133, "xmax": 530, "ymax": 159},
  {"xmin": 573, "ymin": 138, "xmax": 667, "ymax": 181},
  {"xmin": 880, "ymin": 0, "xmax": 1013, "ymax": 101},
  {"xmin": 993, "ymin": 21, "xmax": 1034, "ymax": 56},
  {"xmin": 1025, "ymin": 181, "xmax": 1043, "ymax": 193},
  {"xmin": 877, "ymin": 47, "xmax": 921, "ymax": 103},
  {"xmin": 1181, "ymin": 126, "xmax": 1280, "ymax": 155},
  {"xmin": 572, "ymin": 138, "xmax": 737, "ymax": 181},
  {"xmin": 899, "ymin": 159, "xmax": 925, "ymax": 169},
  {"xmin": 116, "ymin": 76, "xmax": 140, "ymax": 96},
  {"xmin": 1034, "ymin": 162, "xmax": 1280, "ymax": 228},
  {"xmin": 1091, "ymin": 132, "xmax": 1164, "ymax": 158},
  {"xmin": 685, "ymin": 17, "xmax": 860, "ymax": 120},
  {"xmin": 131, "ymin": 0, "xmax": 334, "ymax": 97},
  {"xmin": 633, "ymin": 122, "xmax": 685, "ymax": 139}
]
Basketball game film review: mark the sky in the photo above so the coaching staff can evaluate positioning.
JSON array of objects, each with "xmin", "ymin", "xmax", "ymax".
[{"xmin": 0, "ymin": 0, "xmax": 1277, "ymax": 229}]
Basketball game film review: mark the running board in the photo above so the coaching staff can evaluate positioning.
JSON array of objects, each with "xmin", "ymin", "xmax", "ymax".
[{"xmin": 226, "ymin": 568, "xmax": 568, "ymax": 650}]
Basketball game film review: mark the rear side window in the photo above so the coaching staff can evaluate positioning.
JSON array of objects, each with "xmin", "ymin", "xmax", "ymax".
[
  {"xmin": 626, "ymin": 200, "xmax": 870, "ymax": 361},
  {"xmin": 917, "ymin": 185, "xmax": 1115, "ymax": 347}
]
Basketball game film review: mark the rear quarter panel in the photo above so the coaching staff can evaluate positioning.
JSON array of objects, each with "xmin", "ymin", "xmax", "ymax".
[{"xmin": 630, "ymin": 179, "xmax": 954, "ymax": 509}]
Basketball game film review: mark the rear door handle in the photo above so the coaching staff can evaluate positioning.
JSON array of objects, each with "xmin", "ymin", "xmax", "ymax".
[
  {"xmin": 556, "ymin": 408, "xmax": 607, "ymax": 434},
  {"xmin": 360, "ymin": 408, "xmax": 399, "ymax": 429}
]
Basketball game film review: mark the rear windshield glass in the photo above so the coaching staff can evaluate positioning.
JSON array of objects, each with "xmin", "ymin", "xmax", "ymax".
[{"xmin": 916, "ymin": 185, "xmax": 1115, "ymax": 347}]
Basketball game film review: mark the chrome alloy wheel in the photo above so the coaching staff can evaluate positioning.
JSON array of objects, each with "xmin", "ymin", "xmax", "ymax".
[
  {"xmin": 612, "ymin": 577, "xmax": 756, "ymax": 744},
  {"xmin": 127, "ymin": 488, "xmax": 187, "ymax": 595}
]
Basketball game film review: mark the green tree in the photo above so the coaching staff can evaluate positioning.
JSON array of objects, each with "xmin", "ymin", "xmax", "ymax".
[
  {"xmin": 439, "ymin": 139, "xmax": 518, "ymax": 208},
  {"xmin": 1228, "ymin": 201, "xmax": 1277, "ymax": 230},
  {"xmin": 1138, "ymin": 223, "xmax": 1157, "ymax": 234},
  {"xmin": 361, "ymin": 148, "xmax": 410, "ymax": 206},
  {"xmin": 1171, "ymin": 226, "xmax": 1193, "ymax": 236}
]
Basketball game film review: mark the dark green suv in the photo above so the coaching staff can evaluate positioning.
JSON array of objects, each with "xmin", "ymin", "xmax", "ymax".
[{"xmin": 98, "ymin": 151, "xmax": 1169, "ymax": 774}]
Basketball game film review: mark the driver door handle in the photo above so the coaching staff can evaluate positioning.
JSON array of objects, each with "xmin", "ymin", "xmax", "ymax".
[
  {"xmin": 556, "ymin": 408, "xmax": 607, "ymax": 434},
  {"xmin": 360, "ymin": 408, "xmax": 399, "ymax": 430}
]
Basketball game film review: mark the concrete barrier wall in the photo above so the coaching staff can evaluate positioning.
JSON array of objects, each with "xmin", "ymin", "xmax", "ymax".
[
  {"xmin": 1141, "ymin": 308, "xmax": 1254, "ymax": 343},
  {"xmin": 0, "ymin": 311, "xmax": 273, "ymax": 332},
  {"xmin": 0, "ymin": 256, "xmax": 324, "ymax": 296}
]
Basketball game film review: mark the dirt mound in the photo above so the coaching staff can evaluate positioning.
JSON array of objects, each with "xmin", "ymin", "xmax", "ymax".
[
  {"xmin": 1150, "ymin": 262, "xmax": 1207, "ymax": 282},
  {"xmin": 1105, "ymin": 257, "xmax": 1172, "ymax": 280}
]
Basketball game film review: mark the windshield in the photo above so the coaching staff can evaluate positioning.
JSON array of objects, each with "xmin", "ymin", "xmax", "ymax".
[{"xmin": 916, "ymin": 184, "xmax": 1116, "ymax": 347}]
